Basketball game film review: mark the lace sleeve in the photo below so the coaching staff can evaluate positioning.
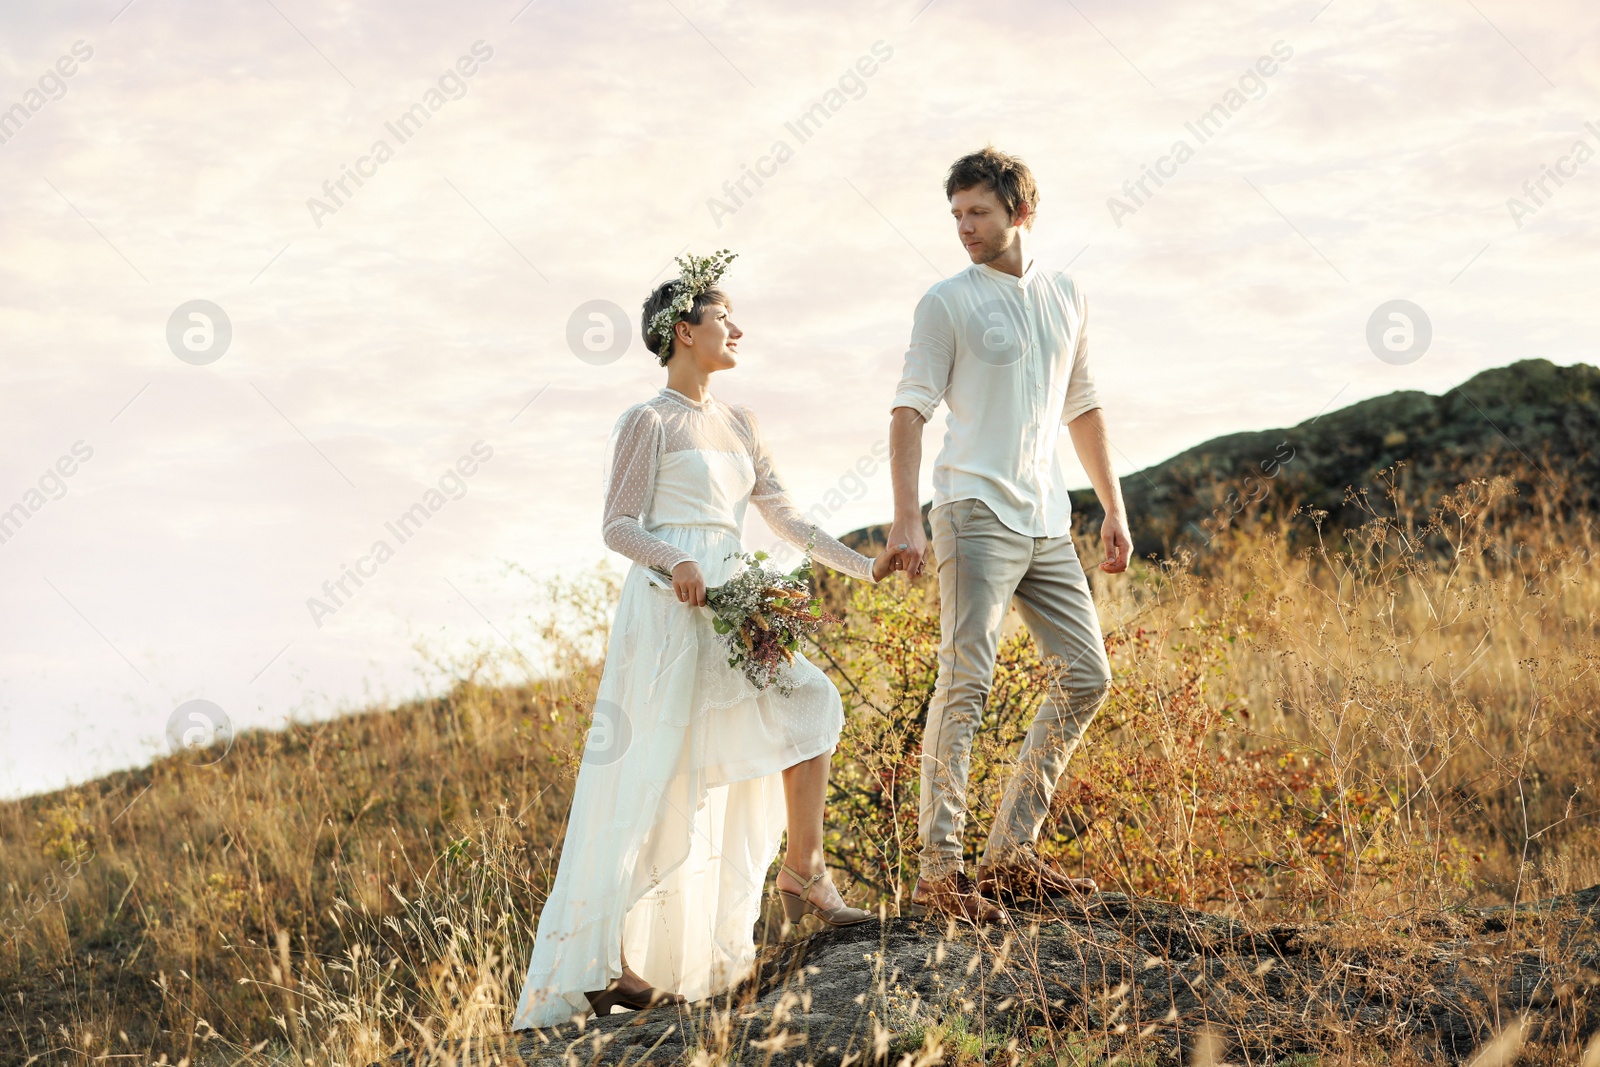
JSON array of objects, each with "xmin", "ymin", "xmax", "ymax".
[
  {"xmin": 601, "ymin": 405, "xmax": 696, "ymax": 573},
  {"xmin": 736, "ymin": 405, "xmax": 876, "ymax": 583}
]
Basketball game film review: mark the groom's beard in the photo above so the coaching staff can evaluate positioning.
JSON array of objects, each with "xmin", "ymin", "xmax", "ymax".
[{"xmin": 967, "ymin": 229, "xmax": 1015, "ymax": 264}]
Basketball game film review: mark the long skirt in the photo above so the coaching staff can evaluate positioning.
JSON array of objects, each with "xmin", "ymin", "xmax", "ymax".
[{"xmin": 511, "ymin": 524, "xmax": 844, "ymax": 1029}]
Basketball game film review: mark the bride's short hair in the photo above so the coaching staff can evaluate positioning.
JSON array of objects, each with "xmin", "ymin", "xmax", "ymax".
[{"xmin": 641, "ymin": 281, "xmax": 730, "ymax": 366}]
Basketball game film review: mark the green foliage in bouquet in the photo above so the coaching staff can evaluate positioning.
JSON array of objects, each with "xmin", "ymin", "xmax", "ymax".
[{"xmin": 656, "ymin": 549, "xmax": 837, "ymax": 695}]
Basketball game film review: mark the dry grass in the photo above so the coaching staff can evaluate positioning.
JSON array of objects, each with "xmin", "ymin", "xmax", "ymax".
[
  {"xmin": 3, "ymin": 462, "xmax": 1599, "ymax": 1065},
  {"xmin": 820, "ymin": 464, "xmax": 1600, "ymax": 923}
]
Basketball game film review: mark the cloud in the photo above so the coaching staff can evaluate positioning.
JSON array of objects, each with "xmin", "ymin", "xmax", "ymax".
[{"xmin": 2, "ymin": 0, "xmax": 1598, "ymax": 796}]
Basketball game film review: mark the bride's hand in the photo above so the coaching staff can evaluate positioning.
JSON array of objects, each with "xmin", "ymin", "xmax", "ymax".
[
  {"xmin": 671, "ymin": 560, "xmax": 707, "ymax": 606},
  {"xmin": 871, "ymin": 546, "xmax": 901, "ymax": 582}
]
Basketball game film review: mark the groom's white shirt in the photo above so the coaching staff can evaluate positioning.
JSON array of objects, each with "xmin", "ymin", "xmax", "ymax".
[{"xmin": 891, "ymin": 258, "xmax": 1100, "ymax": 539}]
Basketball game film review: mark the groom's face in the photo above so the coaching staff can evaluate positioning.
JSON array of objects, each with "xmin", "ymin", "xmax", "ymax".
[{"xmin": 950, "ymin": 184, "xmax": 1027, "ymax": 264}]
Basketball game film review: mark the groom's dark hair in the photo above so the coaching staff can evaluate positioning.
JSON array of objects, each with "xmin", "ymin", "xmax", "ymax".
[
  {"xmin": 641, "ymin": 282, "xmax": 730, "ymax": 366},
  {"xmin": 946, "ymin": 146, "xmax": 1038, "ymax": 228}
]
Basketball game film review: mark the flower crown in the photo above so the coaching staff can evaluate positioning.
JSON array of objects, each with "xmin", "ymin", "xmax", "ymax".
[{"xmin": 648, "ymin": 248, "xmax": 737, "ymax": 365}]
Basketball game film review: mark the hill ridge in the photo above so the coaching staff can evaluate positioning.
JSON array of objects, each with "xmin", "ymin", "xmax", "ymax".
[{"xmin": 841, "ymin": 358, "xmax": 1600, "ymax": 557}]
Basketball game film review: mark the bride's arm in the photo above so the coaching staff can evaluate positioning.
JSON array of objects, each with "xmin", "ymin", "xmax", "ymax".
[
  {"xmin": 737, "ymin": 405, "xmax": 882, "ymax": 583},
  {"xmin": 602, "ymin": 405, "xmax": 697, "ymax": 574}
]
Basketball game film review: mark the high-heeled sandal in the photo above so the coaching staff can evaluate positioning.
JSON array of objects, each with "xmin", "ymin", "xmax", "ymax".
[
  {"xmin": 584, "ymin": 966, "xmax": 686, "ymax": 1017},
  {"xmin": 776, "ymin": 863, "xmax": 874, "ymax": 928}
]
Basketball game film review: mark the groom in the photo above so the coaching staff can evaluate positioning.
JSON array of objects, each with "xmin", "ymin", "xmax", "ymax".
[{"xmin": 886, "ymin": 146, "xmax": 1131, "ymax": 923}]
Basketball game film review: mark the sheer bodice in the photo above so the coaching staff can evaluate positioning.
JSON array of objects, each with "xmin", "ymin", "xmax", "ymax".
[{"xmin": 602, "ymin": 388, "xmax": 876, "ymax": 582}]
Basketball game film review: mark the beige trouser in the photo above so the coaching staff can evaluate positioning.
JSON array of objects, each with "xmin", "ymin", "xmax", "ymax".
[{"xmin": 918, "ymin": 497, "xmax": 1113, "ymax": 882}]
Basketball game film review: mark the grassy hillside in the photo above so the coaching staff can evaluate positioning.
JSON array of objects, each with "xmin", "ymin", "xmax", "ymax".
[
  {"xmin": 6, "ymin": 361, "xmax": 1600, "ymax": 1065},
  {"xmin": 0, "ymin": 578, "xmax": 623, "ymax": 1067}
]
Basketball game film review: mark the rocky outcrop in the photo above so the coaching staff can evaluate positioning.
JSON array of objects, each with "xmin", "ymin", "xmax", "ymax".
[
  {"xmin": 376, "ymin": 887, "xmax": 1600, "ymax": 1066},
  {"xmin": 1079, "ymin": 358, "xmax": 1600, "ymax": 558}
]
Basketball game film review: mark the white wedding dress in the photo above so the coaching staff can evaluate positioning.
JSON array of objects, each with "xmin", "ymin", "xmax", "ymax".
[{"xmin": 511, "ymin": 386, "xmax": 877, "ymax": 1030}]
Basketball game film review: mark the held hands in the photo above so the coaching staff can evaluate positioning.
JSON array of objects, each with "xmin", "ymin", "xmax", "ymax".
[
  {"xmin": 884, "ymin": 517, "xmax": 928, "ymax": 579},
  {"xmin": 1100, "ymin": 512, "xmax": 1132, "ymax": 574},
  {"xmin": 671, "ymin": 559, "xmax": 708, "ymax": 606}
]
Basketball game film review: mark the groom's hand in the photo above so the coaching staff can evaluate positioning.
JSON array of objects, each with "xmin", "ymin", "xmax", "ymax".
[
  {"xmin": 671, "ymin": 560, "xmax": 707, "ymax": 606},
  {"xmin": 886, "ymin": 515, "xmax": 928, "ymax": 579},
  {"xmin": 1099, "ymin": 513, "xmax": 1132, "ymax": 574}
]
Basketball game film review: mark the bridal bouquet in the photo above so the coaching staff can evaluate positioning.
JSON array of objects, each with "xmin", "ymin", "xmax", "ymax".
[{"xmin": 656, "ymin": 550, "xmax": 836, "ymax": 694}]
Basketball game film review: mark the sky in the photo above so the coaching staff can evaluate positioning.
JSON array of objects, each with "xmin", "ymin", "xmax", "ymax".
[{"xmin": 2, "ymin": 0, "xmax": 1597, "ymax": 798}]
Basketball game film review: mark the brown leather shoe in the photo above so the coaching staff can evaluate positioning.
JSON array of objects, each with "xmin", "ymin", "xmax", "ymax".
[
  {"xmin": 975, "ymin": 845, "xmax": 1098, "ymax": 903},
  {"xmin": 911, "ymin": 870, "xmax": 1008, "ymax": 924}
]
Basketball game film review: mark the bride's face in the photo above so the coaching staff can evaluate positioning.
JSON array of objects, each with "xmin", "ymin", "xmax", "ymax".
[{"xmin": 676, "ymin": 301, "xmax": 742, "ymax": 371}]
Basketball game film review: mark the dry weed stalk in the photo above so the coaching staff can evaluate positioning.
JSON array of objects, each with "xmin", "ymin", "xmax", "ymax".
[{"xmin": 4, "ymin": 467, "xmax": 1600, "ymax": 1063}]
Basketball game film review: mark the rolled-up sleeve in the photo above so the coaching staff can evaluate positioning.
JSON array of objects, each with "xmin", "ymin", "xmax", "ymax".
[
  {"xmin": 1059, "ymin": 283, "xmax": 1101, "ymax": 425},
  {"xmin": 891, "ymin": 289, "xmax": 956, "ymax": 420}
]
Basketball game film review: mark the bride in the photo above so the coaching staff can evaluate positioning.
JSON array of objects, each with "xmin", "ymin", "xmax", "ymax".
[{"xmin": 512, "ymin": 251, "xmax": 899, "ymax": 1028}]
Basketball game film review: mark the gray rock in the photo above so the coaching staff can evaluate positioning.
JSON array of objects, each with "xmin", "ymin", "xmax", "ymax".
[{"xmin": 374, "ymin": 887, "xmax": 1600, "ymax": 1066}]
